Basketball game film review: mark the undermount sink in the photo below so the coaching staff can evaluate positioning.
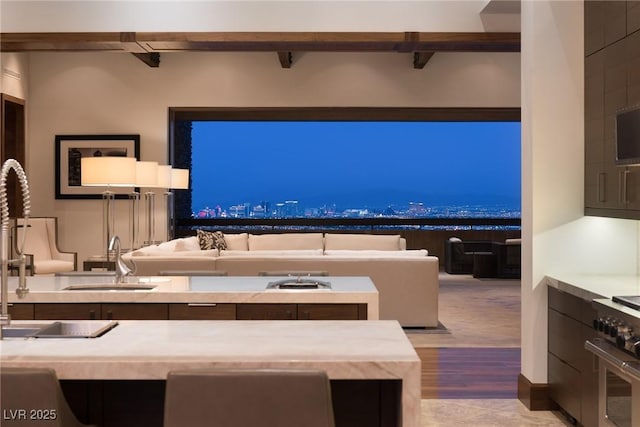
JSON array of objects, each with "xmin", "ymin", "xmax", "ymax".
[
  {"xmin": 62, "ymin": 283, "xmax": 157, "ymax": 291},
  {"xmin": 266, "ymin": 278, "xmax": 332, "ymax": 290},
  {"xmin": 1, "ymin": 320, "xmax": 118, "ymax": 339}
]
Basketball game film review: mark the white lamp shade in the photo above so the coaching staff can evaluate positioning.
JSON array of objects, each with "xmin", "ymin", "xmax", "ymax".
[
  {"xmin": 81, "ymin": 157, "xmax": 137, "ymax": 187},
  {"xmin": 155, "ymin": 165, "xmax": 172, "ymax": 188},
  {"xmin": 136, "ymin": 161, "xmax": 158, "ymax": 187},
  {"xmin": 171, "ymin": 168, "xmax": 189, "ymax": 189}
]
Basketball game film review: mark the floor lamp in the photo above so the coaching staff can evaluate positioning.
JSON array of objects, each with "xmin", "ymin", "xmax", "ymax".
[
  {"xmin": 81, "ymin": 156, "xmax": 136, "ymax": 260},
  {"xmin": 133, "ymin": 161, "xmax": 158, "ymax": 250},
  {"xmin": 166, "ymin": 168, "xmax": 189, "ymax": 241}
]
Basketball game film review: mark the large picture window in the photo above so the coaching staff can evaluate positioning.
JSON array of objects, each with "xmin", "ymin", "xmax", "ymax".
[{"xmin": 170, "ymin": 107, "xmax": 521, "ymax": 232}]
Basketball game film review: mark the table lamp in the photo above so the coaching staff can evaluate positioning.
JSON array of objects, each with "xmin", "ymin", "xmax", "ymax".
[
  {"xmin": 143, "ymin": 165, "xmax": 171, "ymax": 246},
  {"xmin": 166, "ymin": 168, "xmax": 189, "ymax": 240},
  {"xmin": 81, "ymin": 156, "xmax": 136, "ymax": 260},
  {"xmin": 132, "ymin": 161, "xmax": 158, "ymax": 250}
]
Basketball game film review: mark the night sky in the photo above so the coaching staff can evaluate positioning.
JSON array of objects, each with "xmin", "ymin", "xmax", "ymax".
[{"xmin": 191, "ymin": 121, "xmax": 521, "ymax": 212}]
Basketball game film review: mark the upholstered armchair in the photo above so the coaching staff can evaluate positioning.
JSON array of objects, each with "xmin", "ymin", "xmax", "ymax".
[
  {"xmin": 444, "ymin": 238, "xmax": 494, "ymax": 274},
  {"xmin": 492, "ymin": 238, "xmax": 521, "ymax": 279},
  {"xmin": 11, "ymin": 217, "xmax": 77, "ymax": 275}
]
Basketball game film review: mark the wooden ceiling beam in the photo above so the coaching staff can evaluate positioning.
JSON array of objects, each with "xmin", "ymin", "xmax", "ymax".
[
  {"xmin": 277, "ymin": 52, "xmax": 292, "ymax": 68},
  {"xmin": 413, "ymin": 51, "xmax": 435, "ymax": 69},
  {"xmin": 0, "ymin": 31, "xmax": 520, "ymax": 53}
]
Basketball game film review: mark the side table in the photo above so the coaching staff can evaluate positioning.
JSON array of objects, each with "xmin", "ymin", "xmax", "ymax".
[{"xmin": 472, "ymin": 252, "xmax": 497, "ymax": 278}]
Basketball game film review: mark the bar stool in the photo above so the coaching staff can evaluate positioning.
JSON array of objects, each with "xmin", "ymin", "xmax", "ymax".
[
  {"xmin": 0, "ymin": 367, "xmax": 95, "ymax": 427},
  {"xmin": 164, "ymin": 369, "xmax": 335, "ymax": 427}
]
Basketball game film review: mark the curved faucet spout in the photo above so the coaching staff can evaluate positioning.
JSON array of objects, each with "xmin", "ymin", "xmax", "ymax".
[
  {"xmin": 108, "ymin": 235, "xmax": 132, "ymax": 284},
  {"xmin": 0, "ymin": 159, "xmax": 31, "ymax": 338}
]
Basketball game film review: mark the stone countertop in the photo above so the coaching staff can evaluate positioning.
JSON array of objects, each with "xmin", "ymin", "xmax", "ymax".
[
  {"xmin": 4, "ymin": 275, "xmax": 379, "ymax": 320},
  {"xmin": 0, "ymin": 319, "xmax": 420, "ymax": 427},
  {"xmin": 545, "ymin": 273, "xmax": 640, "ymax": 302}
]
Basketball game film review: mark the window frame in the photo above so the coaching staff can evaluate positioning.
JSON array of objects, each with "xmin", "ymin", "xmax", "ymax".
[{"xmin": 168, "ymin": 107, "xmax": 521, "ymax": 233}]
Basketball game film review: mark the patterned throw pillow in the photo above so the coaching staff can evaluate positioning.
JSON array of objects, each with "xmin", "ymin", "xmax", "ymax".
[{"xmin": 196, "ymin": 229, "xmax": 227, "ymax": 251}]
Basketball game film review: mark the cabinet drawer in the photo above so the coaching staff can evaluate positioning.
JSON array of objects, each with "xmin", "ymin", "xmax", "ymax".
[
  {"xmin": 8, "ymin": 303, "xmax": 34, "ymax": 320},
  {"xmin": 298, "ymin": 304, "xmax": 360, "ymax": 320},
  {"xmin": 101, "ymin": 303, "xmax": 168, "ymax": 320},
  {"xmin": 237, "ymin": 304, "xmax": 296, "ymax": 320},
  {"xmin": 548, "ymin": 287, "xmax": 594, "ymax": 326},
  {"xmin": 35, "ymin": 303, "xmax": 100, "ymax": 320},
  {"xmin": 548, "ymin": 352, "xmax": 581, "ymax": 421},
  {"xmin": 548, "ymin": 308, "xmax": 585, "ymax": 367},
  {"xmin": 169, "ymin": 303, "xmax": 236, "ymax": 320}
]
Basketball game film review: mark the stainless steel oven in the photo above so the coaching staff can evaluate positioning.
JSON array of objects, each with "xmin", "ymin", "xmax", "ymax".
[{"xmin": 586, "ymin": 297, "xmax": 640, "ymax": 427}]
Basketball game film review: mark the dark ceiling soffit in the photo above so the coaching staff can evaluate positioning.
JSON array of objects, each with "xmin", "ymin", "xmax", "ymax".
[{"xmin": 169, "ymin": 107, "xmax": 522, "ymax": 122}]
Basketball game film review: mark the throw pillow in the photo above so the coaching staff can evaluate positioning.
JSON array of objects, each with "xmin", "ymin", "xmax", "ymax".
[{"xmin": 196, "ymin": 229, "xmax": 227, "ymax": 251}]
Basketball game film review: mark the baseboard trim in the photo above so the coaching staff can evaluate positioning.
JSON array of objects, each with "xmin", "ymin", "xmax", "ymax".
[{"xmin": 517, "ymin": 373, "xmax": 555, "ymax": 411}]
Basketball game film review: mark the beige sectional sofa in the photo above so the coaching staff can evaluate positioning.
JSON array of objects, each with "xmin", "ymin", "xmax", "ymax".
[{"xmin": 122, "ymin": 232, "xmax": 439, "ymax": 327}]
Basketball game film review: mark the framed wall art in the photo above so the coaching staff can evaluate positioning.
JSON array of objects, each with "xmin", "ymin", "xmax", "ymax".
[{"xmin": 55, "ymin": 134, "xmax": 140, "ymax": 199}]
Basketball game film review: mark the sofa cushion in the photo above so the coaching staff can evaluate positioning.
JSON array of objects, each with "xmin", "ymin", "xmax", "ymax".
[
  {"xmin": 175, "ymin": 236, "xmax": 201, "ymax": 251},
  {"xmin": 197, "ymin": 230, "xmax": 227, "ymax": 251},
  {"xmin": 220, "ymin": 249, "xmax": 323, "ymax": 257},
  {"xmin": 248, "ymin": 233, "xmax": 324, "ymax": 251},
  {"xmin": 324, "ymin": 234, "xmax": 402, "ymax": 251},
  {"xmin": 323, "ymin": 249, "xmax": 428, "ymax": 257},
  {"xmin": 224, "ymin": 233, "xmax": 249, "ymax": 251}
]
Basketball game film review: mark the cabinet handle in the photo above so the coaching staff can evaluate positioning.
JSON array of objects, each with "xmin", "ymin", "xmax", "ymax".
[
  {"xmin": 187, "ymin": 303, "xmax": 217, "ymax": 307},
  {"xmin": 622, "ymin": 169, "xmax": 630, "ymax": 205},
  {"xmin": 598, "ymin": 172, "xmax": 606, "ymax": 202}
]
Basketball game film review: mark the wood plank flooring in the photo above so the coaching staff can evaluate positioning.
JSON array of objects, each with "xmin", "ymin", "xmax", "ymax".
[
  {"xmin": 412, "ymin": 274, "xmax": 521, "ymax": 399},
  {"xmin": 418, "ymin": 347, "xmax": 521, "ymax": 398}
]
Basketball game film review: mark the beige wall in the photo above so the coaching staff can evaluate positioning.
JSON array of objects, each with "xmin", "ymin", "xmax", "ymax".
[
  {"xmin": 520, "ymin": 0, "xmax": 639, "ymax": 384},
  {"xmin": 24, "ymin": 50, "xmax": 520, "ymax": 261}
]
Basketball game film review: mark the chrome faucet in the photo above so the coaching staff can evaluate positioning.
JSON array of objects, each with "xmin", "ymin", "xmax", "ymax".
[
  {"xmin": 0, "ymin": 159, "xmax": 31, "ymax": 339},
  {"xmin": 108, "ymin": 235, "xmax": 132, "ymax": 284}
]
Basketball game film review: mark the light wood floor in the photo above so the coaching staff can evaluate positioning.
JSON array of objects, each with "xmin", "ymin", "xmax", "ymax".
[
  {"xmin": 407, "ymin": 273, "xmax": 522, "ymax": 399},
  {"xmin": 413, "ymin": 273, "xmax": 571, "ymax": 426}
]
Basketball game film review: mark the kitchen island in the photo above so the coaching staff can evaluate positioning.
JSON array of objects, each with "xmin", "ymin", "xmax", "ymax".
[
  {"xmin": 4, "ymin": 275, "xmax": 378, "ymax": 321},
  {"xmin": 0, "ymin": 319, "xmax": 420, "ymax": 427}
]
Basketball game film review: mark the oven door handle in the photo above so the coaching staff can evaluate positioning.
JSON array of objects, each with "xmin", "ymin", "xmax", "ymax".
[{"xmin": 585, "ymin": 338, "xmax": 640, "ymax": 382}]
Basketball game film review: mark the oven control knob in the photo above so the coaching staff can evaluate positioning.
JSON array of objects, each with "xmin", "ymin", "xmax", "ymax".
[
  {"xmin": 597, "ymin": 318, "xmax": 605, "ymax": 332},
  {"xmin": 604, "ymin": 322, "xmax": 611, "ymax": 335},
  {"xmin": 593, "ymin": 319, "xmax": 599, "ymax": 330},
  {"xmin": 617, "ymin": 334, "xmax": 626, "ymax": 348},
  {"xmin": 610, "ymin": 325, "xmax": 619, "ymax": 338},
  {"xmin": 634, "ymin": 341, "xmax": 640, "ymax": 358}
]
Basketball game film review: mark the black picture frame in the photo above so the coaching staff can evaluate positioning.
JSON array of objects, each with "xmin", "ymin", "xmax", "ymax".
[{"xmin": 55, "ymin": 134, "xmax": 141, "ymax": 199}]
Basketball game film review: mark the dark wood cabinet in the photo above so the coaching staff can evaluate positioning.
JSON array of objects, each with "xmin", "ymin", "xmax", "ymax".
[
  {"xmin": 169, "ymin": 303, "xmax": 236, "ymax": 320},
  {"xmin": 237, "ymin": 303, "xmax": 297, "ymax": 320},
  {"xmin": 34, "ymin": 303, "xmax": 100, "ymax": 320},
  {"xmin": 101, "ymin": 304, "xmax": 168, "ymax": 320},
  {"xmin": 236, "ymin": 303, "xmax": 365, "ymax": 320},
  {"xmin": 298, "ymin": 303, "xmax": 363, "ymax": 320},
  {"xmin": 7, "ymin": 303, "xmax": 34, "ymax": 320},
  {"xmin": 21, "ymin": 302, "xmax": 365, "ymax": 321},
  {"xmin": 585, "ymin": 0, "xmax": 640, "ymax": 219},
  {"xmin": 547, "ymin": 287, "xmax": 598, "ymax": 426}
]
